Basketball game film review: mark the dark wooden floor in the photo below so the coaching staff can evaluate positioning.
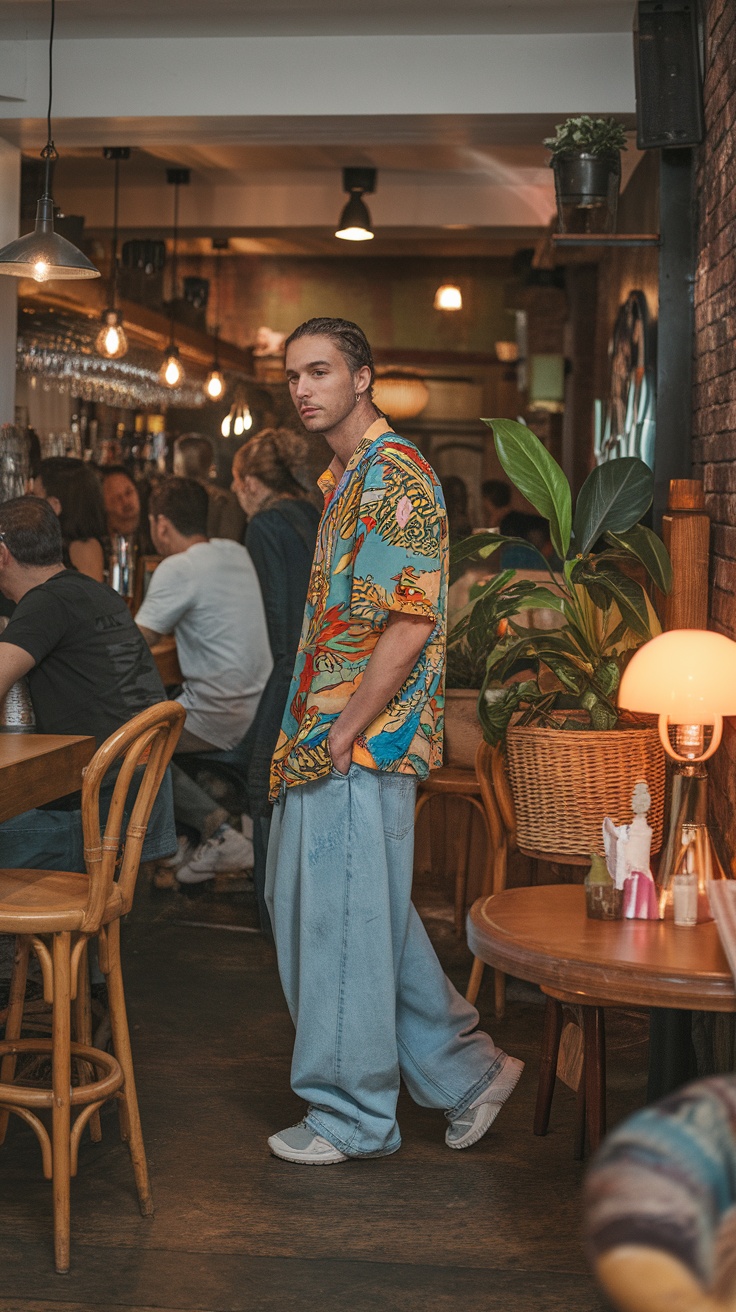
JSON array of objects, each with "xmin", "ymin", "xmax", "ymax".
[{"xmin": 0, "ymin": 866, "xmax": 648, "ymax": 1311}]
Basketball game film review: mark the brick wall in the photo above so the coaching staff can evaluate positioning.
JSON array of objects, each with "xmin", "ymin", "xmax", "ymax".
[{"xmin": 692, "ymin": 0, "xmax": 736, "ymax": 860}]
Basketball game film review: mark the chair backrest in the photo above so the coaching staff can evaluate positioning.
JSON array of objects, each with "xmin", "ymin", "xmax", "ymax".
[{"xmin": 80, "ymin": 701, "xmax": 184, "ymax": 930}]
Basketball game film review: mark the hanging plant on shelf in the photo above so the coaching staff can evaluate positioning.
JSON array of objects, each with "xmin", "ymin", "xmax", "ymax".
[{"xmin": 543, "ymin": 116, "xmax": 629, "ymax": 235}]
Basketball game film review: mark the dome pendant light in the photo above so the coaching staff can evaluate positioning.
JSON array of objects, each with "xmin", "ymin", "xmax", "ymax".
[
  {"xmin": 95, "ymin": 147, "xmax": 130, "ymax": 359},
  {"xmin": 204, "ymin": 237, "xmax": 227, "ymax": 400},
  {"xmin": 0, "ymin": 0, "xmax": 100, "ymax": 281},
  {"xmin": 159, "ymin": 167, "xmax": 189, "ymax": 389},
  {"xmin": 335, "ymin": 167, "xmax": 376, "ymax": 242},
  {"xmin": 434, "ymin": 283, "xmax": 463, "ymax": 311}
]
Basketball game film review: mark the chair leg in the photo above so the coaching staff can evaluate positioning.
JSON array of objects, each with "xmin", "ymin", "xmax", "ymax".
[
  {"xmin": 0, "ymin": 935, "xmax": 30, "ymax": 1145},
  {"xmin": 534, "ymin": 996, "xmax": 564, "ymax": 1137},
  {"xmin": 493, "ymin": 843, "xmax": 508, "ymax": 1019},
  {"xmin": 73, "ymin": 942, "xmax": 102, "ymax": 1145},
  {"xmin": 51, "ymin": 931, "xmax": 72, "ymax": 1274},
  {"xmin": 582, "ymin": 1006, "xmax": 607, "ymax": 1155},
  {"xmin": 104, "ymin": 919, "xmax": 153, "ymax": 1217},
  {"xmin": 465, "ymin": 957, "xmax": 485, "ymax": 1006},
  {"xmin": 454, "ymin": 802, "xmax": 474, "ymax": 937}
]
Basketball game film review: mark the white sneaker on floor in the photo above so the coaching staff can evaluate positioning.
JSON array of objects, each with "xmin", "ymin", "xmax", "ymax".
[
  {"xmin": 176, "ymin": 825, "xmax": 254, "ymax": 885},
  {"xmin": 160, "ymin": 835, "xmax": 193, "ymax": 870},
  {"xmin": 445, "ymin": 1056, "xmax": 525, "ymax": 1150},
  {"xmin": 268, "ymin": 1121, "xmax": 349, "ymax": 1164}
]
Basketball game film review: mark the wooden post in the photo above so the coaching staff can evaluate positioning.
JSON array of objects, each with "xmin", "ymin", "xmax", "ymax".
[{"xmin": 660, "ymin": 479, "xmax": 710, "ymax": 630}]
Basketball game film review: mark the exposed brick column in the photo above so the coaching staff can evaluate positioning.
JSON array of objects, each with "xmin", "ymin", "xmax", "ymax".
[{"xmin": 692, "ymin": 0, "xmax": 736, "ymax": 859}]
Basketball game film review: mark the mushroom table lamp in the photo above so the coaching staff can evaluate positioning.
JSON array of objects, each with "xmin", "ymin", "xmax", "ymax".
[{"xmin": 618, "ymin": 629, "xmax": 736, "ymax": 913}]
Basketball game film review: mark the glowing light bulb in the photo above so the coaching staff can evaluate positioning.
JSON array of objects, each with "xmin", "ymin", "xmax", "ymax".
[
  {"xmin": 205, "ymin": 368, "xmax": 224, "ymax": 400},
  {"xmin": 335, "ymin": 226, "xmax": 374, "ymax": 242},
  {"xmin": 95, "ymin": 310, "xmax": 129, "ymax": 360},
  {"xmin": 221, "ymin": 413, "xmax": 231, "ymax": 438},
  {"xmin": 243, "ymin": 406, "xmax": 253, "ymax": 431},
  {"xmin": 159, "ymin": 347, "xmax": 184, "ymax": 388},
  {"xmin": 33, "ymin": 260, "xmax": 50, "ymax": 282},
  {"xmin": 433, "ymin": 283, "xmax": 462, "ymax": 311},
  {"xmin": 233, "ymin": 413, "xmax": 245, "ymax": 437}
]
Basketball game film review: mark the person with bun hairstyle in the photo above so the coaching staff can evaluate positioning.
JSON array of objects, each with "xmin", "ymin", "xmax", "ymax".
[{"xmin": 232, "ymin": 428, "xmax": 320, "ymax": 927}]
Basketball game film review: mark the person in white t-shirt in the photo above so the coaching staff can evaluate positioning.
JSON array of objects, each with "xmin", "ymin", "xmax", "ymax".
[{"xmin": 136, "ymin": 476, "xmax": 272, "ymax": 882}]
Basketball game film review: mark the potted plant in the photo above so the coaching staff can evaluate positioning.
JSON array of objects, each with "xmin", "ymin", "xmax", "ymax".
[
  {"xmin": 544, "ymin": 116, "xmax": 628, "ymax": 234},
  {"xmin": 449, "ymin": 419, "xmax": 672, "ymax": 858}
]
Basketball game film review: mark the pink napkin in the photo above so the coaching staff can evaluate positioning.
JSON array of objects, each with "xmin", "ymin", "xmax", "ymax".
[{"xmin": 623, "ymin": 869, "xmax": 659, "ymax": 919}]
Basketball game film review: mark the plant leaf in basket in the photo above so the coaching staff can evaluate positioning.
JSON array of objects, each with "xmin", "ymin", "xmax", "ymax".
[
  {"xmin": 573, "ymin": 458, "xmax": 653, "ymax": 554},
  {"xmin": 483, "ymin": 418, "xmax": 572, "ymax": 561}
]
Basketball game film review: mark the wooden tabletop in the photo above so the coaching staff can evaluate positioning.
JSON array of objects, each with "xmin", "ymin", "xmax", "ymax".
[
  {"xmin": 0, "ymin": 733, "xmax": 96, "ymax": 824},
  {"xmin": 467, "ymin": 885, "xmax": 736, "ymax": 1013}
]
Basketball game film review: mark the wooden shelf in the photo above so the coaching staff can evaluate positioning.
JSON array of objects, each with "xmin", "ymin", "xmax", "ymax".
[{"xmin": 552, "ymin": 234, "xmax": 660, "ymax": 248}]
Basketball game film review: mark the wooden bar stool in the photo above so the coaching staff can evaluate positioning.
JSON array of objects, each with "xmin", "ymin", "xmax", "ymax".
[
  {"xmin": 415, "ymin": 742, "xmax": 507, "ymax": 1007},
  {"xmin": 0, "ymin": 701, "xmax": 184, "ymax": 1272}
]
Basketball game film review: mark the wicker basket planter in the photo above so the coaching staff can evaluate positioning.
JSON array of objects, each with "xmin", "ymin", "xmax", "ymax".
[
  {"xmin": 444, "ymin": 688, "xmax": 483, "ymax": 770},
  {"xmin": 506, "ymin": 722, "xmax": 665, "ymax": 859}
]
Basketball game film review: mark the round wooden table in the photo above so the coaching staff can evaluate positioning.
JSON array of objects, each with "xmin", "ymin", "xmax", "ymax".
[
  {"xmin": 467, "ymin": 885, "xmax": 736, "ymax": 1011},
  {"xmin": 467, "ymin": 885, "xmax": 736, "ymax": 1153}
]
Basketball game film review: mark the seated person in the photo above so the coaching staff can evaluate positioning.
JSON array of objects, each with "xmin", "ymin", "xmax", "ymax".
[
  {"xmin": 100, "ymin": 464, "xmax": 141, "ymax": 539},
  {"xmin": 135, "ymin": 477, "xmax": 272, "ymax": 883},
  {"xmin": 0, "ymin": 496, "xmax": 175, "ymax": 875},
  {"xmin": 32, "ymin": 456, "xmax": 107, "ymax": 581},
  {"xmin": 480, "ymin": 478, "xmax": 512, "ymax": 530},
  {"xmin": 173, "ymin": 434, "xmax": 247, "ymax": 542}
]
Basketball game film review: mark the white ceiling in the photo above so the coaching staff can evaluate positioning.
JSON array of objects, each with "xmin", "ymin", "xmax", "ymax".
[{"xmin": 0, "ymin": 0, "xmax": 635, "ymax": 39}]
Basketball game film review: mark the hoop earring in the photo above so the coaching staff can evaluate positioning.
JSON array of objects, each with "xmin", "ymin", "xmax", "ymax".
[{"xmin": 355, "ymin": 392, "xmax": 361, "ymax": 403}]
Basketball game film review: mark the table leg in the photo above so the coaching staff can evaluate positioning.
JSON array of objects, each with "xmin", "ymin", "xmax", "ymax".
[
  {"xmin": 534, "ymin": 996, "xmax": 564, "ymax": 1137},
  {"xmin": 583, "ymin": 1006, "xmax": 606, "ymax": 1154}
]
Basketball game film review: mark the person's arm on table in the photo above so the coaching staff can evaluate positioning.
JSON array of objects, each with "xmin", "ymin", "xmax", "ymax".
[
  {"xmin": 327, "ymin": 612, "xmax": 434, "ymax": 774},
  {"xmin": 137, "ymin": 623, "xmax": 163, "ymax": 648},
  {"xmin": 0, "ymin": 642, "xmax": 35, "ymax": 700},
  {"xmin": 596, "ymin": 1246, "xmax": 736, "ymax": 1312}
]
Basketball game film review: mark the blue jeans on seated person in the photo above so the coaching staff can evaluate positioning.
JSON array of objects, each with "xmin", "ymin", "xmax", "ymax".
[
  {"xmin": 0, "ymin": 766, "xmax": 176, "ymax": 874},
  {"xmin": 265, "ymin": 763, "xmax": 505, "ymax": 1158}
]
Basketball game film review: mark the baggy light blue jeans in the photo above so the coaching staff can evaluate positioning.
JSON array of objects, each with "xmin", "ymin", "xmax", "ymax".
[{"xmin": 265, "ymin": 763, "xmax": 506, "ymax": 1157}]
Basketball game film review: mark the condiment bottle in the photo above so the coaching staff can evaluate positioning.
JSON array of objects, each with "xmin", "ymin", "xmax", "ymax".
[{"xmin": 673, "ymin": 837, "xmax": 698, "ymax": 927}]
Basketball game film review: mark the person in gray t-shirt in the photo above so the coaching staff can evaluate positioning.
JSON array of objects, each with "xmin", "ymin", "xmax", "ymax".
[{"xmin": 136, "ymin": 477, "xmax": 272, "ymax": 883}]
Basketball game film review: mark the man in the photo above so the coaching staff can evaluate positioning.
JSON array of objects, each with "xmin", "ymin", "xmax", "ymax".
[
  {"xmin": 0, "ymin": 496, "xmax": 175, "ymax": 874},
  {"xmin": 136, "ymin": 476, "xmax": 272, "ymax": 882},
  {"xmin": 100, "ymin": 465, "xmax": 142, "ymax": 538},
  {"xmin": 173, "ymin": 434, "xmax": 246, "ymax": 542},
  {"xmin": 480, "ymin": 478, "xmax": 512, "ymax": 530},
  {"xmin": 265, "ymin": 317, "xmax": 523, "ymax": 1165}
]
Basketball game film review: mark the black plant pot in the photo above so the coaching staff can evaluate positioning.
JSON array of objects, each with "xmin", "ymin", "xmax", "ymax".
[{"xmin": 552, "ymin": 151, "xmax": 621, "ymax": 234}]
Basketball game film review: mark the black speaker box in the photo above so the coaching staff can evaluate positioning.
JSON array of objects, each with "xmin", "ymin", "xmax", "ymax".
[{"xmin": 634, "ymin": 1, "xmax": 704, "ymax": 148}]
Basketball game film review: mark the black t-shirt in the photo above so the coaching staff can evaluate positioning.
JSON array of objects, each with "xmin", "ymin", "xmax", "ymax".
[{"xmin": 0, "ymin": 570, "xmax": 166, "ymax": 747}]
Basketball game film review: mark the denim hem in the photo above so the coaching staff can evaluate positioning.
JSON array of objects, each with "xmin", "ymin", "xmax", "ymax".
[
  {"xmin": 444, "ymin": 1052, "xmax": 509, "ymax": 1122},
  {"xmin": 306, "ymin": 1110, "xmax": 402, "ymax": 1159}
]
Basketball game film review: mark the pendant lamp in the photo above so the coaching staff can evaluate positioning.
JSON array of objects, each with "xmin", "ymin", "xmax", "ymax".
[
  {"xmin": 95, "ymin": 147, "xmax": 130, "ymax": 359},
  {"xmin": 434, "ymin": 284, "xmax": 463, "ymax": 311},
  {"xmin": 159, "ymin": 168, "xmax": 189, "ymax": 389},
  {"xmin": 335, "ymin": 168, "xmax": 376, "ymax": 242},
  {"xmin": 0, "ymin": 0, "xmax": 100, "ymax": 281},
  {"xmin": 204, "ymin": 237, "xmax": 227, "ymax": 400},
  {"xmin": 221, "ymin": 387, "xmax": 252, "ymax": 438}
]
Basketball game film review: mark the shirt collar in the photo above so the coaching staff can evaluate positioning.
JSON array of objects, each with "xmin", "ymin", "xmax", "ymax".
[{"xmin": 317, "ymin": 418, "xmax": 394, "ymax": 498}]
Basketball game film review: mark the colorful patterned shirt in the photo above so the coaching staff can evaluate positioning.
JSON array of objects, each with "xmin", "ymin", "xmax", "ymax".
[{"xmin": 269, "ymin": 419, "xmax": 447, "ymax": 798}]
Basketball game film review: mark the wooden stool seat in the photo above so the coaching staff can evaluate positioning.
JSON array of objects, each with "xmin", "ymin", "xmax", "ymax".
[
  {"xmin": 0, "ymin": 702, "xmax": 184, "ymax": 1273},
  {"xmin": 417, "ymin": 767, "xmax": 483, "ymax": 796},
  {"xmin": 0, "ymin": 867, "xmax": 123, "ymax": 933}
]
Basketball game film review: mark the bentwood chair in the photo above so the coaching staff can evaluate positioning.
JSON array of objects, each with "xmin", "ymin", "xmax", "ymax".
[{"xmin": 0, "ymin": 701, "xmax": 184, "ymax": 1272}]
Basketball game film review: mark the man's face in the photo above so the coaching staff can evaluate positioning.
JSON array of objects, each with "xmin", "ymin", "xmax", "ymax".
[
  {"xmin": 285, "ymin": 335, "xmax": 359, "ymax": 434},
  {"xmin": 103, "ymin": 474, "xmax": 140, "ymax": 536}
]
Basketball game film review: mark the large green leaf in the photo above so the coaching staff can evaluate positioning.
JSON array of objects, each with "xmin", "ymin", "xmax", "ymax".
[
  {"xmin": 449, "ymin": 531, "xmax": 504, "ymax": 583},
  {"xmin": 573, "ymin": 458, "xmax": 653, "ymax": 555},
  {"xmin": 605, "ymin": 524, "xmax": 673, "ymax": 595},
  {"xmin": 483, "ymin": 418, "xmax": 572, "ymax": 560},
  {"xmin": 591, "ymin": 568, "xmax": 652, "ymax": 640}
]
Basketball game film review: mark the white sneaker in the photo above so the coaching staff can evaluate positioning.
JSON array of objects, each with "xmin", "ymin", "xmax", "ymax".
[
  {"xmin": 176, "ymin": 825, "xmax": 254, "ymax": 885},
  {"xmin": 160, "ymin": 835, "xmax": 193, "ymax": 870},
  {"xmin": 445, "ymin": 1056, "xmax": 525, "ymax": 1150},
  {"xmin": 268, "ymin": 1121, "xmax": 349, "ymax": 1164}
]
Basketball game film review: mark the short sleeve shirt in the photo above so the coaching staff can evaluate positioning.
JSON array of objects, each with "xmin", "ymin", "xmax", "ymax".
[
  {"xmin": 0, "ymin": 570, "xmax": 165, "ymax": 747},
  {"xmin": 269, "ymin": 420, "xmax": 447, "ymax": 798}
]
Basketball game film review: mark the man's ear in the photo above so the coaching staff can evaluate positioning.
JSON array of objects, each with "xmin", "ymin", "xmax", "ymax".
[{"xmin": 47, "ymin": 495, "xmax": 62, "ymax": 517}]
